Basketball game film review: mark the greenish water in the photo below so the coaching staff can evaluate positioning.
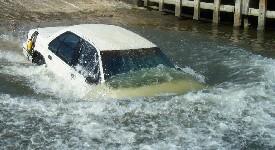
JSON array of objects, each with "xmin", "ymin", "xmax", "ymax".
[{"xmin": 0, "ymin": 0, "xmax": 275, "ymax": 149}]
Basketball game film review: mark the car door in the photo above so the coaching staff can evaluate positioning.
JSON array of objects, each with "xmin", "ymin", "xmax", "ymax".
[
  {"xmin": 47, "ymin": 31, "xmax": 100, "ymax": 84},
  {"xmin": 75, "ymin": 39, "xmax": 100, "ymax": 84},
  {"xmin": 46, "ymin": 31, "xmax": 84, "ymax": 82}
]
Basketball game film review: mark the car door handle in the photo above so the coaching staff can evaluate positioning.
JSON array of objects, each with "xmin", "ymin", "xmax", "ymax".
[{"xmin": 48, "ymin": 55, "xmax": 52, "ymax": 60}]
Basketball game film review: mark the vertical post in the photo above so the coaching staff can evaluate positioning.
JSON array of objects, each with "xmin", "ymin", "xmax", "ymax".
[
  {"xmin": 242, "ymin": 0, "xmax": 250, "ymax": 29},
  {"xmin": 193, "ymin": 0, "xmax": 200, "ymax": 20},
  {"xmin": 159, "ymin": 0, "xmax": 164, "ymax": 11},
  {"xmin": 175, "ymin": 0, "xmax": 182, "ymax": 17},
  {"xmin": 144, "ymin": 0, "xmax": 148, "ymax": 7},
  {"xmin": 257, "ymin": 0, "xmax": 267, "ymax": 31},
  {"xmin": 242, "ymin": 0, "xmax": 250, "ymax": 15},
  {"xmin": 234, "ymin": 0, "xmax": 242, "ymax": 27},
  {"xmin": 213, "ymin": 0, "xmax": 221, "ymax": 24}
]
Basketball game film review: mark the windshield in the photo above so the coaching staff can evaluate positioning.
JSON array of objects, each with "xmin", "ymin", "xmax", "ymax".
[
  {"xmin": 106, "ymin": 65, "xmax": 197, "ymax": 88},
  {"xmin": 100, "ymin": 48, "xmax": 174, "ymax": 80}
]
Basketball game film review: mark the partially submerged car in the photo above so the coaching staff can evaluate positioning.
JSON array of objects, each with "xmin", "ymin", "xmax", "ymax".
[{"xmin": 23, "ymin": 24, "xmax": 204, "ymax": 97}]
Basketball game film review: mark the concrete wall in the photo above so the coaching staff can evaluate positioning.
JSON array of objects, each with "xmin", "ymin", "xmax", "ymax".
[{"xmin": 120, "ymin": 0, "xmax": 143, "ymax": 6}]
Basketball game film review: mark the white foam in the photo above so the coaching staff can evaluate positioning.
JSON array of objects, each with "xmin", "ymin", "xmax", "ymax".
[
  {"xmin": 169, "ymin": 76, "xmax": 275, "ymax": 148},
  {"xmin": 179, "ymin": 66, "xmax": 206, "ymax": 83},
  {"xmin": 0, "ymin": 34, "xmax": 11, "ymax": 41},
  {"xmin": 140, "ymin": 142, "xmax": 180, "ymax": 150},
  {"xmin": 0, "ymin": 64, "xmax": 110, "ymax": 100},
  {"xmin": 0, "ymin": 50, "xmax": 26, "ymax": 63}
]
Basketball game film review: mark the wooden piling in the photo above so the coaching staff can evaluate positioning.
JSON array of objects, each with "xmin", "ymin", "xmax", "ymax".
[
  {"xmin": 175, "ymin": 0, "xmax": 182, "ymax": 17},
  {"xmin": 193, "ymin": 0, "xmax": 200, "ymax": 20},
  {"xmin": 213, "ymin": 0, "xmax": 221, "ymax": 24},
  {"xmin": 242, "ymin": 0, "xmax": 250, "ymax": 29},
  {"xmin": 234, "ymin": 0, "xmax": 242, "ymax": 27},
  {"xmin": 159, "ymin": 0, "xmax": 164, "ymax": 11},
  {"xmin": 144, "ymin": 0, "xmax": 148, "ymax": 7},
  {"xmin": 141, "ymin": 0, "xmax": 274, "ymax": 30},
  {"xmin": 258, "ymin": 0, "xmax": 267, "ymax": 30}
]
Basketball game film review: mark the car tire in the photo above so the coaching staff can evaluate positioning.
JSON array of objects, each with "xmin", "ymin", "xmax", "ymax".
[{"xmin": 32, "ymin": 51, "xmax": 45, "ymax": 65}]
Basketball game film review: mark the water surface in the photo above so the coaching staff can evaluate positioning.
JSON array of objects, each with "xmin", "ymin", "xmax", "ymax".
[{"xmin": 0, "ymin": 0, "xmax": 275, "ymax": 149}]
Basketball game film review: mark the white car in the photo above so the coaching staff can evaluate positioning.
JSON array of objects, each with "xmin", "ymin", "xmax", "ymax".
[{"xmin": 23, "ymin": 24, "xmax": 203, "ymax": 97}]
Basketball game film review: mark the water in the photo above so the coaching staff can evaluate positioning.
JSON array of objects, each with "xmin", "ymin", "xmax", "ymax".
[{"xmin": 1, "ymin": 0, "xmax": 275, "ymax": 149}]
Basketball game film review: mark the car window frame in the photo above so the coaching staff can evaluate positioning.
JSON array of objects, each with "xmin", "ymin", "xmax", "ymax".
[
  {"xmin": 48, "ymin": 31, "xmax": 102, "ymax": 84},
  {"xmin": 100, "ymin": 47, "xmax": 175, "ymax": 80},
  {"xmin": 48, "ymin": 31, "xmax": 81, "ymax": 66}
]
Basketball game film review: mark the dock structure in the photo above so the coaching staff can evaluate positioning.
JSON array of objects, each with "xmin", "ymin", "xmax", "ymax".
[{"xmin": 141, "ymin": 0, "xmax": 274, "ymax": 30}]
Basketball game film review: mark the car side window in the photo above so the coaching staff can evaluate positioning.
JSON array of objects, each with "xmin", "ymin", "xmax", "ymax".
[
  {"xmin": 76, "ymin": 40, "xmax": 100, "ymax": 84},
  {"xmin": 48, "ymin": 32, "xmax": 80, "ymax": 65},
  {"xmin": 48, "ymin": 31, "xmax": 100, "ymax": 84}
]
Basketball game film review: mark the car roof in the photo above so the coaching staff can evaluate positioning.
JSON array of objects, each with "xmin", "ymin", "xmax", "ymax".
[{"xmin": 35, "ymin": 24, "xmax": 157, "ymax": 51}]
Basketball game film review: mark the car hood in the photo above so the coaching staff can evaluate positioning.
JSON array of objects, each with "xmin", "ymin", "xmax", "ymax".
[
  {"xmin": 103, "ymin": 66, "xmax": 205, "ymax": 98},
  {"xmin": 108, "ymin": 78, "xmax": 204, "ymax": 98},
  {"xmin": 93, "ymin": 66, "xmax": 204, "ymax": 98}
]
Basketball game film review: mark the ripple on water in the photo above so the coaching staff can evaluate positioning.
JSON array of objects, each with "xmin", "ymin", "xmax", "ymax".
[
  {"xmin": 0, "ymin": 79, "xmax": 275, "ymax": 149},
  {"xmin": 1, "ymin": 44, "xmax": 275, "ymax": 149}
]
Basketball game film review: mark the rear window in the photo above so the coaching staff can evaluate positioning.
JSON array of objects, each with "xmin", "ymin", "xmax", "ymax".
[{"xmin": 101, "ymin": 48, "xmax": 174, "ymax": 80}]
